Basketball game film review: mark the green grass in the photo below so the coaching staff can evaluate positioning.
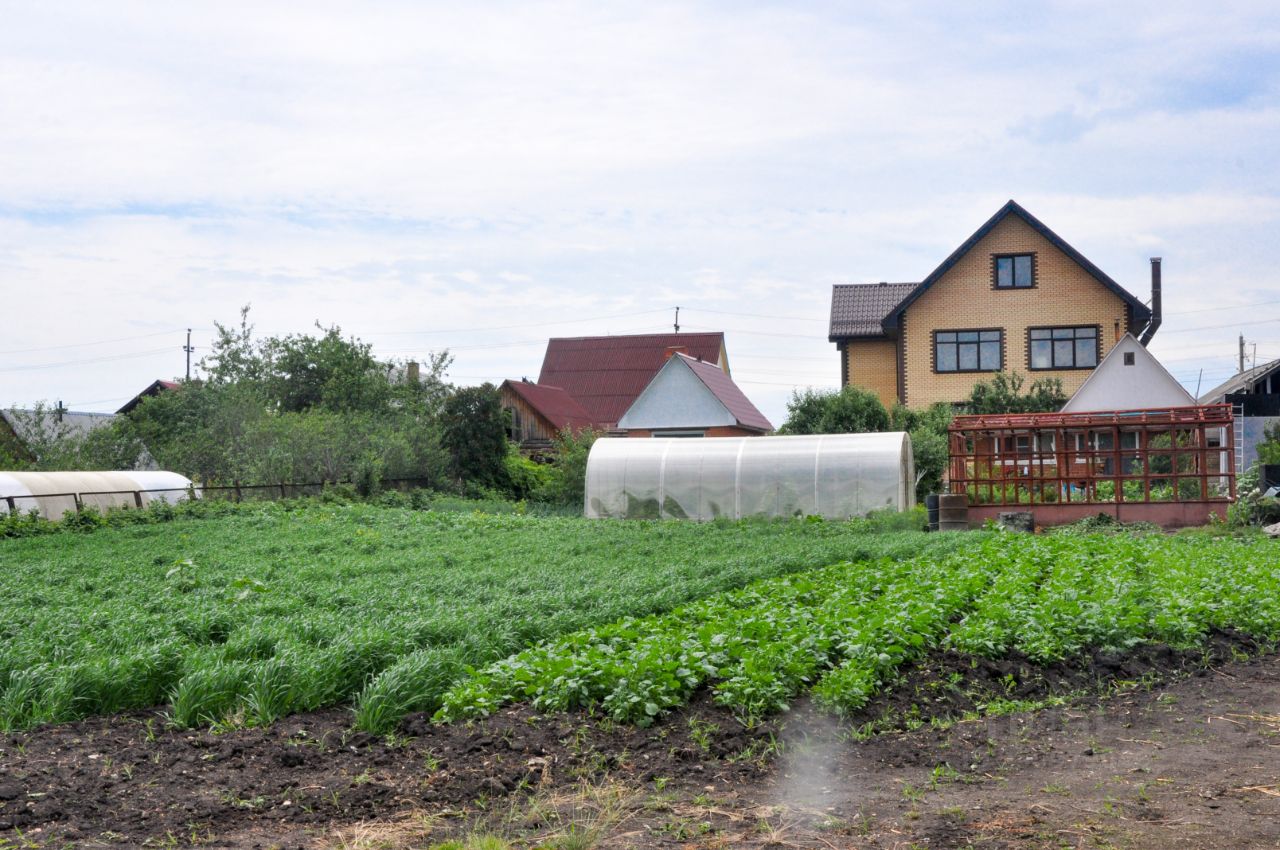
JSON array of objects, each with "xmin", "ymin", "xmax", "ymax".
[
  {"xmin": 437, "ymin": 532, "xmax": 1280, "ymax": 726},
  {"xmin": 0, "ymin": 501, "xmax": 961, "ymax": 733}
]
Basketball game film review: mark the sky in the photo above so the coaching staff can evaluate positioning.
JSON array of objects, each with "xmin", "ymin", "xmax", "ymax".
[{"xmin": 2, "ymin": 1, "xmax": 1280, "ymax": 426}]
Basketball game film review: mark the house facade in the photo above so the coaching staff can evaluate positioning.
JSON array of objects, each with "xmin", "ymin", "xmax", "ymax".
[
  {"xmin": 499, "ymin": 380, "xmax": 595, "ymax": 450},
  {"xmin": 1060, "ymin": 334, "xmax": 1194, "ymax": 413},
  {"xmin": 615, "ymin": 352, "xmax": 772, "ymax": 437},
  {"xmin": 830, "ymin": 201, "xmax": 1160, "ymax": 410},
  {"xmin": 500, "ymin": 332, "xmax": 771, "ymax": 449},
  {"xmin": 1199, "ymin": 357, "xmax": 1280, "ymax": 471}
]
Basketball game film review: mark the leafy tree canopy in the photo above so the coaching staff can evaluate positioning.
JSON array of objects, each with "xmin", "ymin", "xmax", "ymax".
[{"xmin": 964, "ymin": 372, "xmax": 1066, "ymax": 415}]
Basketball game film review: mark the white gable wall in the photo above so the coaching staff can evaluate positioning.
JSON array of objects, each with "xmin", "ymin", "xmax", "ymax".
[
  {"xmin": 1061, "ymin": 334, "xmax": 1196, "ymax": 413},
  {"xmin": 617, "ymin": 358, "xmax": 735, "ymax": 429}
]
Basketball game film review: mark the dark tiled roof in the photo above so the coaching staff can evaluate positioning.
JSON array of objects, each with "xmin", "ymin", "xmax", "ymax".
[
  {"xmin": 676, "ymin": 354, "xmax": 773, "ymax": 432},
  {"xmin": 829, "ymin": 282, "xmax": 917, "ymax": 340},
  {"xmin": 538, "ymin": 333, "xmax": 725, "ymax": 427},
  {"xmin": 501, "ymin": 380, "xmax": 595, "ymax": 432}
]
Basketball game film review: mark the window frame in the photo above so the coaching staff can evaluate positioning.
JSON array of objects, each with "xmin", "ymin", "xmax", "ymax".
[
  {"xmin": 1026, "ymin": 325, "xmax": 1101, "ymax": 371},
  {"xmin": 992, "ymin": 253, "xmax": 1036, "ymax": 290},
  {"xmin": 932, "ymin": 328, "xmax": 1005, "ymax": 374}
]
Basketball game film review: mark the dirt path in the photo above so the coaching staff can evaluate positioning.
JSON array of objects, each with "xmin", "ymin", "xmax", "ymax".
[
  {"xmin": 2, "ymin": 652, "xmax": 1277, "ymax": 849},
  {"xmin": 745, "ymin": 653, "xmax": 1280, "ymax": 848}
]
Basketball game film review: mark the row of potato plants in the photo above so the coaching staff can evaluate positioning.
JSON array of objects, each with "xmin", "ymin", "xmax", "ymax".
[
  {"xmin": 0, "ymin": 503, "xmax": 956, "ymax": 733},
  {"xmin": 437, "ymin": 533, "xmax": 1280, "ymax": 725}
]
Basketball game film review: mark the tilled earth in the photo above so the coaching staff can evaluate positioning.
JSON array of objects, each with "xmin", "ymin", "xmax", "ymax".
[{"xmin": 2, "ymin": 632, "xmax": 1277, "ymax": 849}]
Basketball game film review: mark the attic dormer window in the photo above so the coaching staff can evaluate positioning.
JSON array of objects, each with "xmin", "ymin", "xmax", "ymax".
[{"xmin": 994, "ymin": 253, "xmax": 1034, "ymax": 289}]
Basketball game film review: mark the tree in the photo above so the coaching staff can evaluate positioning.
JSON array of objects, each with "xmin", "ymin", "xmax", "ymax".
[
  {"xmin": 778, "ymin": 386, "xmax": 891, "ymax": 435},
  {"xmin": 440, "ymin": 384, "xmax": 509, "ymax": 489},
  {"xmin": 1257, "ymin": 421, "xmax": 1280, "ymax": 465},
  {"xmin": 891, "ymin": 402, "xmax": 954, "ymax": 499},
  {"xmin": 964, "ymin": 372, "xmax": 1065, "ymax": 414},
  {"xmin": 263, "ymin": 325, "xmax": 390, "ymax": 413}
]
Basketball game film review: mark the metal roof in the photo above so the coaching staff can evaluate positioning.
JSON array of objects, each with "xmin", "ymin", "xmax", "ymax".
[
  {"xmin": 538, "ymin": 332, "xmax": 725, "ymax": 427},
  {"xmin": 674, "ymin": 354, "xmax": 773, "ymax": 432},
  {"xmin": 1198, "ymin": 357, "xmax": 1280, "ymax": 403},
  {"xmin": 500, "ymin": 380, "xmax": 596, "ymax": 433},
  {"xmin": 1, "ymin": 409, "xmax": 116, "ymax": 444},
  {"xmin": 829, "ymin": 282, "xmax": 917, "ymax": 340}
]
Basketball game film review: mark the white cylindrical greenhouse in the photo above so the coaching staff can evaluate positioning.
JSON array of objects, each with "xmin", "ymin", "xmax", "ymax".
[
  {"xmin": 0, "ymin": 471, "xmax": 198, "ymax": 519},
  {"xmin": 584, "ymin": 432, "xmax": 914, "ymax": 520}
]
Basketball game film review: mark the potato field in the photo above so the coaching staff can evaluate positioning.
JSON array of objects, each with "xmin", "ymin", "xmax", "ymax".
[{"xmin": 2, "ymin": 501, "xmax": 1278, "ymax": 849}]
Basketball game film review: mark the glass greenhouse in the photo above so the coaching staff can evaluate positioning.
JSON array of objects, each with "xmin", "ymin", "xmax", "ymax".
[
  {"xmin": 584, "ymin": 432, "xmax": 914, "ymax": 520},
  {"xmin": 0, "ymin": 470, "xmax": 198, "ymax": 520}
]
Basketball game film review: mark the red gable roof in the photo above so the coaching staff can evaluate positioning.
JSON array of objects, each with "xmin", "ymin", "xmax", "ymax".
[
  {"xmin": 538, "ymin": 333, "xmax": 725, "ymax": 427},
  {"xmin": 501, "ymin": 380, "xmax": 595, "ymax": 433},
  {"xmin": 675, "ymin": 354, "xmax": 773, "ymax": 432}
]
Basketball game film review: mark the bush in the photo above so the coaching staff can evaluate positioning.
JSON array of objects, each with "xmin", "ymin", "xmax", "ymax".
[
  {"xmin": 778, "ymin": 387, "xmax": 890, "ymax": 435},
  {"xmin": 533, "ymin": 428, "xmax": 600, "ymax": 507}
]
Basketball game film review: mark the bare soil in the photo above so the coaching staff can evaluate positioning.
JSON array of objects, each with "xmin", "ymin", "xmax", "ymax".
[{"xmin": 2, "ymin": 632, "xmax": 1277, "ymax": 849}]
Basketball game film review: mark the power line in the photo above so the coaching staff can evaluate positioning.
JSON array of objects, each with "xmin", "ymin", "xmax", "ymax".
[
  {"xmin": 352, "ymin": 308, "xmax": 672, "ymax": 337},
  {"xmin": 1165, "ymin": 297, "xmax": 1280, "ymax": 317},
  {"xmin": 0, "ymin": 347, "xmax": 174, "ymax": 373},
  {"xmin": 682, "ymin": 323, "xmax": 815, "ymax": 340},
  {"xmin": 0, "ymin": 329, "xmax": 182, "ymax": 356},
  {"xmin": 691, "ymin": 307, "xmax": 826, "ymax": 323},
  {"xmin": 1160, "ymin": 315, "xmax": 1280, "ymax": 334}
]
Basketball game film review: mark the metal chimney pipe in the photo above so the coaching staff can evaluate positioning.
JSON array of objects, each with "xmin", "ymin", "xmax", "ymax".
[{"xmin": 1139, "ymin": 258, "xmax": 1162, "ymax": 346}]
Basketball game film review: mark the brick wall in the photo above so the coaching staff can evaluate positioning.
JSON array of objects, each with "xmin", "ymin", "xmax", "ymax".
[
  {"xmin": 902, "ymin": 215, "xmax": 1133, "ymax": 408},
  {"xmin": 844, "ymin": 339, "xmax": 899, "ymax": 410}
]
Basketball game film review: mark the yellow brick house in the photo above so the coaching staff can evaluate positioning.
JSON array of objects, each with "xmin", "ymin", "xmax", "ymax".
[{"xmin": 829, "ymin": 200, "xmax": 1161, "ymax": 409}]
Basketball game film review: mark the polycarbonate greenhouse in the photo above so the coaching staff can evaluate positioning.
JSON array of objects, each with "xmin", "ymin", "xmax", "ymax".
[
  {"xmin": 585, "ymin": 432, "xmax": 914, "ymax": 520},
  {"xmin": 0, "ymin": 470, "xmax": 198, "ymax": 520}
]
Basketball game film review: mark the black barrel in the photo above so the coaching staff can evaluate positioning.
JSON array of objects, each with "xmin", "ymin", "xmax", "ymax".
[{"xmin": 925, "ymin": 493, "xmax": 940, "ymax": 531}]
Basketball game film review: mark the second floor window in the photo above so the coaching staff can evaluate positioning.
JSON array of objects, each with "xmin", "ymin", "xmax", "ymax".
[
  {"xmin": 995, "ymin": 254, "xmax": 1034, "ymax": 288},
  {"xmin": 935, "ymin": 329, "xmax": 1002, "ymax": 372},
  {"xmin": 1029, "ymin": 326, "xmax": 1098, "ymax": 369}
]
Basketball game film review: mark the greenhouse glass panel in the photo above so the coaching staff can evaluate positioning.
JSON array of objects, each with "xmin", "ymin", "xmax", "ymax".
[
  {"xmin": 660, "ymin": 440, "xmax": 701, "ymax": 519},
  {"xmin": 738, "ymin": 438, "xmax": 780, "ymax": 517},
  {"xmin": 584, "ymin": 433, "xmax": 914, "ymax": 520}
]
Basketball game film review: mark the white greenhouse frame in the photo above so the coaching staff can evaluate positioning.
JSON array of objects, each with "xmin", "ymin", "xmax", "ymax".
[
  {"xmin": 584, "ymin": 433, "xmax": 914, "ymax": 520},
  {"xmin": 0, "ymin": 470, "xmax": 198, "ymax": 520}
]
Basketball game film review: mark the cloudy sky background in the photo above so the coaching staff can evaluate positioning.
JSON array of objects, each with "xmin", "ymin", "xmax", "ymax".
[{"xmin": 3, "ymin": 1, "xmax": 1279, "ymax": 424}]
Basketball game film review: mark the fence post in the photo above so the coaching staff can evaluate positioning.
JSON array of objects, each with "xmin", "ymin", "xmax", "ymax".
[
  {"xmin": 234, "ymin": 480, "xmax": 242, "ymax": 503},
  {"xmin": 73, "ymin": 493, "xmax": 83, "ymax": 512},
  {"xmin": 133, "ymin": 490, "xmax": 144, "ymax": 509},
  {"xmin": 4, "ymin": 495, "xmax": 14, "ymax": 514},
  {"xmin": 279, "ymin": 483, "xmax": 287, "ymax": 500}
]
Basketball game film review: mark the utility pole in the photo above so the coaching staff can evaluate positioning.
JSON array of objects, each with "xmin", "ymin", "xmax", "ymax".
[
  {"xmin": 1240, "ymin": 334, "xmax": 1246, "ymax": 374},
  {"xmin": 674, "ymin": 306, "xmax": 680, "ymax": 334},
  {"xmin": 183, "ymin": 328, "xmax": 194, "ymax": 380}
]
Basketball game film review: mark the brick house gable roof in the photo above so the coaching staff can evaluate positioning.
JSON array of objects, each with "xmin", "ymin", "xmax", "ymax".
[
  {"xmin": 500, "ymin": 380, "xmax": 596, "ymax": 433},
  {"xmin": 537, "ymin": 332, "xmax": 725, "ymax": 426},
  {"xmin": 673, "ymin": 354, "xmax": 773, "ymax": 432},
  {"xmin": 880, "ymin": 199, "xmax": 1153, "ymax": 334},
  {"xmin": 829, "ymin": 282, "xmax": 918, "ymax": 341}
]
